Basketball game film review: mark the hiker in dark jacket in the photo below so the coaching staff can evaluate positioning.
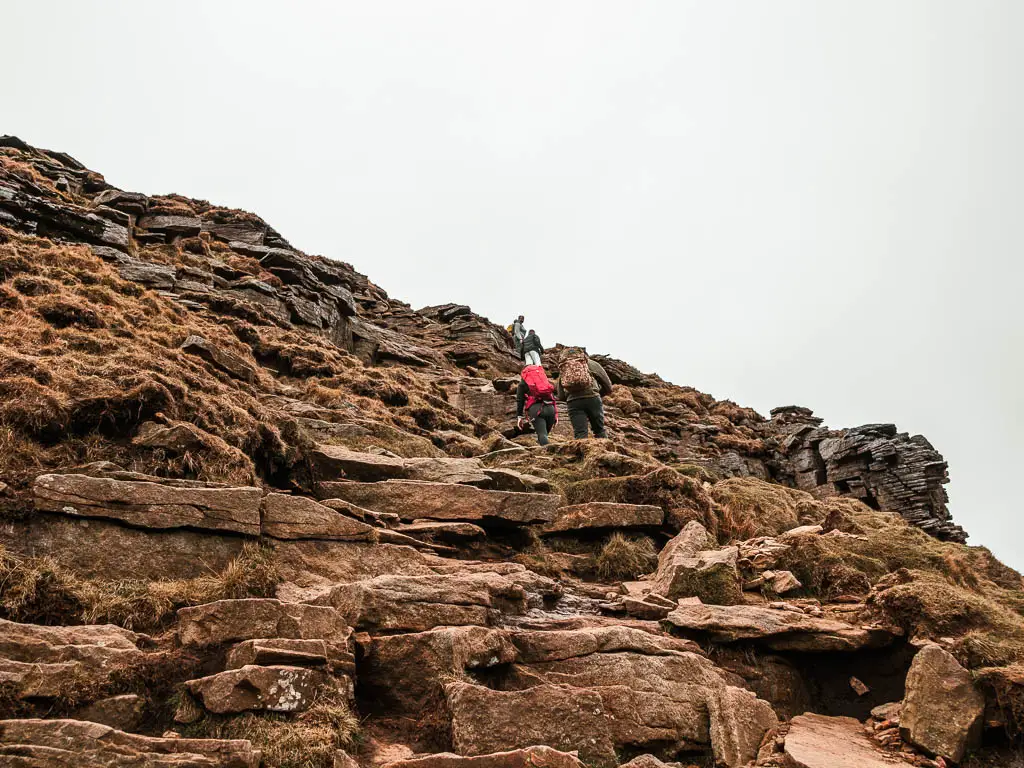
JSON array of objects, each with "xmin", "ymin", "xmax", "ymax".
[
  {"xmin": 556, "ymin": 355, "xmax": 613, "ymax": 439},
  {"xmin": 520, "ymin": 330, "xmax": 543, "ymax": 366},
  {"xmin": 516, "ymin": 365, "xmax": 557, "ymax": 446}
]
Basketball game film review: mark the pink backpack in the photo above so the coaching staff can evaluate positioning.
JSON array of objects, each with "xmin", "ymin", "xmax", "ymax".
[{"xmin": 522, "ymin": 365, "xmax": 555, "ymax": 411}]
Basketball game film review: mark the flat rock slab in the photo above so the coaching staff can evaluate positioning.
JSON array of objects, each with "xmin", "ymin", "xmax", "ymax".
[
  {"xmin": 186, "ymin": 664, "xmax": 332, "ymax": 714},
  {"xmin": 783, "ymin": 713, "xmax": 908, "ymax": 768},
  {"xmin": 177, "ymin": 599, "xmax": 350, "ymax": 649},
  {"xmin": 310, "ymin": 445, "xmax": 408, "ymax": 482},
  {"xmin": 317, "ymin": 480, "xmax": 560, "ymax": 525},
  {"xmin": 33, "ymin": 473, "xmax": 261, "ymax": 535},
  {"xmin": 0, "ymin": 619, "xmax": 143, "ymax": 699},
  {"xmin": 0, "ymin": 718, "xmax": 259, "ymax": 767},
  {"xmin": 381, "ymin": 746, "xmax": 585, "ymax": 768},
  {"xmin": 541, "ymin": 502, "xmax": 664, "ymax": 534},
  {"xmin": 662, "ymin": 602, "xmax": 894, "ymax": 652},
  {"xmin": 261, "ymin": 493, "xmax": 376, "ymax": 541}
]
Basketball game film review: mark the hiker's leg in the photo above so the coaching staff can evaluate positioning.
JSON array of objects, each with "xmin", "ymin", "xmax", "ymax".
[
  {"xmin": 587, "ymin": 397, "xmax": 607, "ymax": 438},
  {"xmin": 568, "ymin": 403, "xmax": 590, "ymax": 439},
  {"xmin": 524, "ymin": 350, "xmax": 541, "ymax": 366},
  {"xmin": 532, "ymin": 413, "xmax": 549, "ymax": 446}
]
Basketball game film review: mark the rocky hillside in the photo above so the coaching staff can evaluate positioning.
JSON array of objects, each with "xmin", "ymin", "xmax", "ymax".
[{"xmin": 0, "ymin": 135, "xmax": 1020, "ymax": 767}]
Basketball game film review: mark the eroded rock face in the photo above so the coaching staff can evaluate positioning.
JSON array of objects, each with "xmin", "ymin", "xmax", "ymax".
[
  {"xmin": 662, "ymin": 601, "xmax": 895, "ymax": 652},
  {"xmin": 33, "ymin": 473, "xmax": 262, "ymax": 535},
  {"xmin": 185, "ymin": 664, "xmax": 333, "ymax": 714},
  {"xmin": 0, "ymin": 718, "xmax": 260, "ymax": 767},
  {"xmin": 0, "ymin": 619, "xmax": 143, "ymax": 700},
  {"xmin": 317, "ymin": 480, "xmax": 561, "ymax": 526},
  {"xmin": 900, "ymin": 644, "xmax": 984, "ymax": 762}
]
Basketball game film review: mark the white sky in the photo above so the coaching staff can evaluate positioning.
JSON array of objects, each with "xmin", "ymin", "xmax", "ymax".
[{"xmin": 4, "ymin": 1, "xmax": 1022, "ymax": 569}]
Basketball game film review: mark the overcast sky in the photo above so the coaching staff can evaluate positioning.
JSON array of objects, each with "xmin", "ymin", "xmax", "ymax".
[{"xmin": 4, "ymin": 1, "xmax": 1021, "ymax": 569}]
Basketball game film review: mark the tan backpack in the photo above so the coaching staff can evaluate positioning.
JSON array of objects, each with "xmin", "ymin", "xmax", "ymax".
[{"xmin": 558, "ymin": 348, "xmax": 592, "ymax": 394}]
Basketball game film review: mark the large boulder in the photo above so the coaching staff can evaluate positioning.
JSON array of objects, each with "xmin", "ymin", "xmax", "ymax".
[
  {"xmin": 649, "ymin": 522, "xmax": 743, "ymax": 605},
  {"xmin": 0, "ymin": 620, "xmax": 143, "ymax": 700},
  {"xmin": 900, "ymin": 644, "xmax": 984, "ymax": 762},
  {"xmin": 360, "ymin": 626, "xmax": 517, "ymax": 715},
  {"xmin": 0, "ymin": 718, "xmax": 259, "ymax": 767},
  {"xmin": 33, "ymin": 474, "xmax": 261, "ymax": 536},
  {"xmin": 316, "ymin": 480, "xmax": 560, "ymax": 526},
  {"xmin": 185, "ymin": 665, "xmax": 334, "ymax": 714},
  {"xmin": 540, "ymin": 502, "xmax": 664, "ymax": 535},
  {"xmin": 662, "ymin": 601, "xmax": 895, "ymax": 652}
]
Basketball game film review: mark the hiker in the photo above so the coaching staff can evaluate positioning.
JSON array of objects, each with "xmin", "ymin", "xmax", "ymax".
[
  {"xmin": 520, "ymin": 329, "xmax": 543, "ymax": 366},
  {"xmin": 511, "ymin": 315, "xmax": 526, "ymax": 357},
  {"xmin": 556, "ymin": 347, "xmax": 613, "ymax": 439},
  {"xmin": 516, "ymin": 364, "xmax": 557, "ymax": 446}
]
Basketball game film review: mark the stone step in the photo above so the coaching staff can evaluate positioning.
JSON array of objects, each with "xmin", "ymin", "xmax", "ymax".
[
  {"xmin": 316, "ymin": 480, "xmax": 561, "ymax": 526},
  {"xmin": 540, "ymin": 502, "xmax": 664, "ymax": 535},
  {"xmin": 310, "ymin": 445, "xmax": 550, "ymax": 492}
]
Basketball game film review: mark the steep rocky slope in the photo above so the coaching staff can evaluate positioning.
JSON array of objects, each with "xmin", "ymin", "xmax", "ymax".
[{"xmin": 0, "ymin": 136, "xmax": 1020, "ymax": 767}]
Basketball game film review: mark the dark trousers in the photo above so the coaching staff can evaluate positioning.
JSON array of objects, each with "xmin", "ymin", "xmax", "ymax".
[
  {"xmin": 527, "ymin": 402, "xmax": 556, "ymax": 446},
  {"xmin": 568, "ymin": 396, "xmax": 606, "ymax": 439}
]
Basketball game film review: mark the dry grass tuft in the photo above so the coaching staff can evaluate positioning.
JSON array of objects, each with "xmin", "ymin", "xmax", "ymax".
[
  {"xmin": 595, "ymin": 533, "xmax": 658, "ymax": 581},
  {"xmin": 184, "ymin": 687, "xmax": 359, "ymax": 768},
  {"xmin": 0, "ymin": 542, "xmax": 280, "ymax": 630}
]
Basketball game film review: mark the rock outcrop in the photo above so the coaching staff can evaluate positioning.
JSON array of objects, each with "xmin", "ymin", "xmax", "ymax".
[{"xmin": 0, "ymin": 136, "xmax": 1013, "ymax": 768}]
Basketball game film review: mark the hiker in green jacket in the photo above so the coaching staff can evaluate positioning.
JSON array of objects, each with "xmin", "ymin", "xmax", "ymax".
[{"xmin": 555, "ymin": 348, "xmax": 613, "ymax": 439}]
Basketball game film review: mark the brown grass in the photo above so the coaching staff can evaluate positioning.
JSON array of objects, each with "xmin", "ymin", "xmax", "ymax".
[
  {"xmin": 0, "ymin": 541, "xmax": 280, "ymax": 631},
  {"xmin": 183, "ymin": 687, "xmax": 360, "ymax": 768},
  {"xmin": 595, "ymin": 533, "xmax": 658, "ymax": 581}
]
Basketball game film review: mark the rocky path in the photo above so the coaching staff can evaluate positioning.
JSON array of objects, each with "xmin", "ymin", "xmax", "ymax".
[
  {"xmin": 0, "ymin": 445, "xmax": 983, "ymax": 767},
  {"xmin": 0, "ymin": 136, "xmax": 1017, "ymax": 766}
]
